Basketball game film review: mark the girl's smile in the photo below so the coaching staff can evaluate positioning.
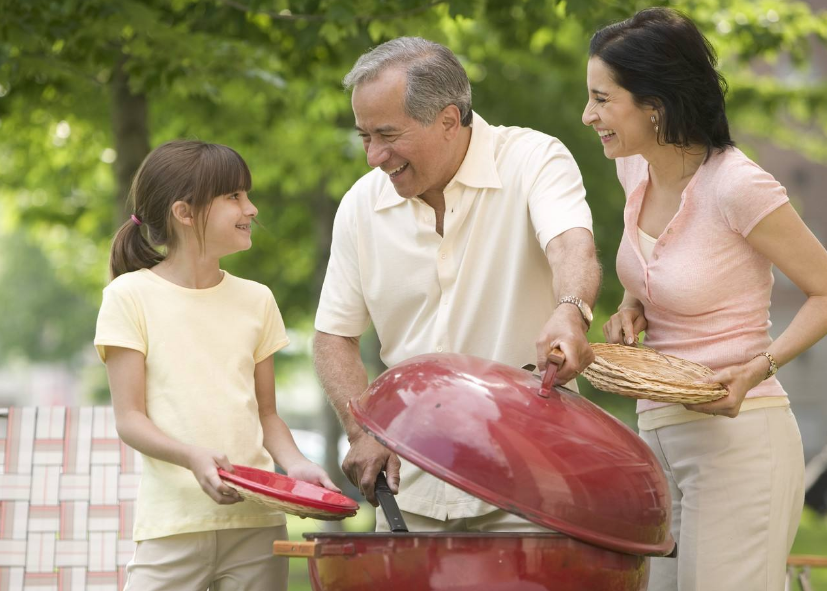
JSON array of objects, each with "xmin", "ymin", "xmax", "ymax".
[{"xmin": 203, "ymin": 190, "xmax": 258, "ymax": 258}]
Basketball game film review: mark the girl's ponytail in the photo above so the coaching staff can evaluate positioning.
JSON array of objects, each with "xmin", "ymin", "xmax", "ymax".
[{"xmin": 109, "ymin": 217, "xmax": 164, "ymax": 279}]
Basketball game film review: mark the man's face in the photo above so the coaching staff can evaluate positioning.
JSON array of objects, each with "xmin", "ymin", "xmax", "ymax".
[{"xmin": 352, "ymin": 68, "xmax": 456, "ymax": 199}]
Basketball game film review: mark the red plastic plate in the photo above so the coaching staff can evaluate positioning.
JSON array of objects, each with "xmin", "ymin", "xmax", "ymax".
[{"xmin": 218, "ymin": 465, "xmax": 359, "ymax": 516}]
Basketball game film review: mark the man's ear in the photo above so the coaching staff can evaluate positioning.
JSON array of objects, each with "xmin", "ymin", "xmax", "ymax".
[
  {"xmin": 171, "ymin": 201, "xmax": 194, "ymax": 226},
  {"xmin": 440, "ymin": 104, "xmax": 462, "ymax": 140}
]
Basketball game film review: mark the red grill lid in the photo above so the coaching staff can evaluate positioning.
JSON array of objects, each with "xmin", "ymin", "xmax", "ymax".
[{"xmin": 350, "ymin": 353, "xmax": 675, "ymax": 556}]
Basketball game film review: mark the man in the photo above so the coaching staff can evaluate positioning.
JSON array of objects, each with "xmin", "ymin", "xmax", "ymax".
[{"xmin": 314, "ymin": 37, "xmax": 600, "ymax": 532}]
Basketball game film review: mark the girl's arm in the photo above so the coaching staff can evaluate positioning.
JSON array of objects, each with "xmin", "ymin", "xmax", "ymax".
[
  {"xmin": 690, "ymin": 202, "xmax": 827, "ymax": 417},
  {"xmin": 255, "ymin": 356, "xmax": 339, "ymax": 491},
  {"xmin": 105, "ymin": 345, "xmax": 242, "ymax": 504}
]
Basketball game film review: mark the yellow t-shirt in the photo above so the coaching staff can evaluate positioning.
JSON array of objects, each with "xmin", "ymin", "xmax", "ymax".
[{"xmin": 94, "ymin": 268, "xmax": 289, "ymax": 540}]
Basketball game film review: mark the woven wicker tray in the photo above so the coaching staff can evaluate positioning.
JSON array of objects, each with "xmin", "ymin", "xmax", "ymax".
[{"xmin": 582, "ymin": 343, "xmax": 727, "ymax": 404}]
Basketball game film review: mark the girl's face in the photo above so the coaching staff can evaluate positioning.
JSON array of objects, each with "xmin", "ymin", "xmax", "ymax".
[
  {"xmin": 202, "ymin": 190, "xmax": 258, "ymax": 258},
  {"xmin": 582, "ymin": 57, "xmax": 658, "ymax": 160}
]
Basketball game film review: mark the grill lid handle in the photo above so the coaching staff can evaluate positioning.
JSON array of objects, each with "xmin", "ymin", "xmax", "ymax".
[
  {"xmin": 376, "ymin": 472, "xmax": 409, "ymax": 532},
  {"xmin": 539, "ymin": 348, "xmax": 566, "ymax": 398}
]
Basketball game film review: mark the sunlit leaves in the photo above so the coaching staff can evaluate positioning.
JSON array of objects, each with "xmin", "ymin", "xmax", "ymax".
[{"xmin": 1, "ymin": 0, "xmax": 826, "ymax": 366}]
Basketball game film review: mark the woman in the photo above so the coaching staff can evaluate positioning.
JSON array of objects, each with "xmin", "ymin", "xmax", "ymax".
[{"xmin": 582, "ymin": 8, "xmax": 827, "ymax": 591}]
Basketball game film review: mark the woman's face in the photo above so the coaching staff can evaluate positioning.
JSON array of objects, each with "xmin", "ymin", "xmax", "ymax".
[{"xmin": 582, "ymin": 57, "xmax": 658, "ymax": 159}]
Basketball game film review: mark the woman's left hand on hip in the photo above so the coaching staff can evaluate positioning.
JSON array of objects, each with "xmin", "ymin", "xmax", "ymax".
[{"xmin": 683, "ymin": 357, "xmax": 768, "ymax": 418}]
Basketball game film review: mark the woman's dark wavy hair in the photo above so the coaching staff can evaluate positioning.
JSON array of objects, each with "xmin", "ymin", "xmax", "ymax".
[
  {"xmin": 109, "ymin": 140, "xmax": 252, "ymax": 279},
  {"xmin": 589, "ymin": 7, "xmax": 734, "ymax": 155}
]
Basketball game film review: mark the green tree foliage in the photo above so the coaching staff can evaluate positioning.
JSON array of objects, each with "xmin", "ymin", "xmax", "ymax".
[{"xmin": 1, "ymin": 0, "xmax": 825, "ymax": 364}]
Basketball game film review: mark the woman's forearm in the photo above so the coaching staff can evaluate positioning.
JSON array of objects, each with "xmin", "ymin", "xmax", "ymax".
[
  {"xmin": 768, "ymin": 295, "xmax": 827, "ymax": 368},
  {"xmin": 618, "ymin": 290, "xmax": 643, "ymax": 310}
]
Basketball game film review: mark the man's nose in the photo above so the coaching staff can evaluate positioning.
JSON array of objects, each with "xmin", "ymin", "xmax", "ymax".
[{"xmin": 366, "ymin": 140, "xmax": 390, "ymax": 168}]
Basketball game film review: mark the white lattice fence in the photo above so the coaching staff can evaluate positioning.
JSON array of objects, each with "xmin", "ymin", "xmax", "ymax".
[{"xmin": 0, "ymin": 407, "xmax": 141, "ymax": 591}]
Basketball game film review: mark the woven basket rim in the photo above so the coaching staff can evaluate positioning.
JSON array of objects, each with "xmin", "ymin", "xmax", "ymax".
[
  {"xmin": 583, "ymin": 343, "xmax": 727, "ymax": 403},
  {"xmin": 589, "ymin": 343, "xmax": 719, "ymax": 386}
]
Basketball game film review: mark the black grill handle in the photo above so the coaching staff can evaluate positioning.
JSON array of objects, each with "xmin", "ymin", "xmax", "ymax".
[{"xmin": 375, "ymin": 472, "xmax": 408, "ymax": 532}]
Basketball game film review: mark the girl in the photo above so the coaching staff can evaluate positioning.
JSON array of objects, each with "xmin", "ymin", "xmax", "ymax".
[{"xmin": 95, "ymin": 140, "xmax": 338, "ymax": 591}]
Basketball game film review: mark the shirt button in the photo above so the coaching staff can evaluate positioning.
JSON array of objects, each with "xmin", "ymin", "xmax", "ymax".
[
  {"xmin": 436, "ymin": 345, "xmax": 444, "ymax": 352},
  {"xmin": 441, "ymin": 253, "xmax": 447, "ymax": 260},
  {"xmin": 653, "ymin": 254, "xmax": 659, "ymax": 260},
  {"xmin": 667, "ymin": 228, "xmax": 673, "ymax": 234}
]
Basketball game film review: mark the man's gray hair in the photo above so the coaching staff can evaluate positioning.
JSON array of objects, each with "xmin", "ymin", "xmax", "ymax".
[{"xmin": 343, "ymin": 37, "xmax": 473, "ymax": 127}]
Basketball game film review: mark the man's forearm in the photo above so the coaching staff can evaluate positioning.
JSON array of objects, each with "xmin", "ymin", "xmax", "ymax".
[
  {"xmin": 547, "ymin": 227, "xmax": 601, "ymax": 308},
  {"xmin": 313, "ymin": 330, "xmax": 370, "ymax": 440}
]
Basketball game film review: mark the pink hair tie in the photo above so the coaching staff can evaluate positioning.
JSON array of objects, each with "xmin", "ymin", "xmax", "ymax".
[{"xmin": 130, "ymin": 214, "xmax": 143, "ymax": 226}]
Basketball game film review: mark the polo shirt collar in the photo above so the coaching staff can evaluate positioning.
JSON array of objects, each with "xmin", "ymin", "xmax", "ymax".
[{"xmin": 374, "ymin": 111, "xmax": 502, "ymax": 212}]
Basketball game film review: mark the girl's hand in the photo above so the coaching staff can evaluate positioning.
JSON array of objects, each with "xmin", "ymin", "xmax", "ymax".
[
  {"xmin": 286, "ymin": 460, "xmax": 342, "ymax": 492},
  {"xmin": 683, "ymin": 355, "xmax": 769, "ymax": 418},
  {"xmin": 603, "ymin": 303, "xmax": 648, "ymax": 345},
  {"xmin": 186, "ymin": 447, "xmax": 243, "ymax": 505}
]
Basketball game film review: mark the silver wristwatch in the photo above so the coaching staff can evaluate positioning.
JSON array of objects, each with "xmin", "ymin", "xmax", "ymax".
[{"xmin": 558, "ymin": 296, "xmax": 593, "ymax": 330}]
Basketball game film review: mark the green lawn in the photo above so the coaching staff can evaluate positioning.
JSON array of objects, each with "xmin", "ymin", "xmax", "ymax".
[
  {"xmin": 790, "ymin": 507, "xmax": 827, "ymax": 588},
  {"xmin": 284, "ymin": 505, "xmax": 827, "ymax": 590}
]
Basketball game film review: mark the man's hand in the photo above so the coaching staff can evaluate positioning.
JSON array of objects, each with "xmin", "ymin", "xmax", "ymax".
[
  {"xmin": 342, "ymin": 432, "xmax": 401, "ymax": 506},
  {"xmin": 535, "ymin": 303, "xmax": 594, "ymax": 384}
]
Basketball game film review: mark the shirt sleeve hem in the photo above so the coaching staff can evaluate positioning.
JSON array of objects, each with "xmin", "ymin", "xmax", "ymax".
[
  {"xmin": 314, "ymin": 317, "xmax": 368, "ymax": 338},
  {"xmin": 740, "ymin": 197, "xmax": 789, "ymax": 237},
  {"xmin": 253, "ymin": 338, "xmax": 290, "ymax": 364},
  {"xmin": 93, "ymin": 340, "xmax": 147, "ymax": 363},
  {"xmin": 538, "ymin": 223, "xmax": 594, "ymax": 253}
]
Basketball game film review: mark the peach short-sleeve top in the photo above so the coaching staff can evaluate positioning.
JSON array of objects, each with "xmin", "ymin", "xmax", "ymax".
[{"xmin": 615, "ymin": 148, "xmax": 790, "ymax": 420}]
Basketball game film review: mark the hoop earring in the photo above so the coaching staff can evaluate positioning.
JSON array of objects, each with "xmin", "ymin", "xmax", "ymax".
[{"xmin": 651, "ymin": 115, "xmax": 659, "ymax": 134}]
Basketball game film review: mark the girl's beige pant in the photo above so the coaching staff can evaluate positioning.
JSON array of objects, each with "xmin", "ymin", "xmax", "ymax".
[{"xmin": 123, "ymin": 525, "xmax": 288, "ymax": 591}]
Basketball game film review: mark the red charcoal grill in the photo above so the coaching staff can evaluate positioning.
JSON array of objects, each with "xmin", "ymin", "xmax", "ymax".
[{"xmin": 275, "ymin": 353, "xmax": 675, "ymax": 591}]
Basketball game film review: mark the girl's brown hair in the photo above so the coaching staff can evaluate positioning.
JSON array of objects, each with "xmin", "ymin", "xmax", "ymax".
[{"xmin": 109, "ymin": 140, "xmax": 252, "ymax": 279}]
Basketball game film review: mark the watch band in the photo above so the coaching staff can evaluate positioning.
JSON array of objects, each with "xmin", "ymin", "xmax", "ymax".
[{"xmin": 558, "ymin": 296, "xmax": 592, "ymax": 330}]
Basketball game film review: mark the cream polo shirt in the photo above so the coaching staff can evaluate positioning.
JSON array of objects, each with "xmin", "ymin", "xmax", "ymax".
[
  {"xmin": 316, "ymin": 112, "xmax": 592, "ymax": 520},
  {"xmin": 95, "ymin": 269, "xmax": 289, "ymax": 540}
]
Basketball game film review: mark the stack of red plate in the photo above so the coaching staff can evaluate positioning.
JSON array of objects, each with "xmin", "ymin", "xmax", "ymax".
[{"xmin": 218, "ymin": 465, "xmax": 359, "ymax": 521}]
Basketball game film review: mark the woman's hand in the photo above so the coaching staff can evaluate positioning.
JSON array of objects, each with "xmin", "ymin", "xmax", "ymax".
[
  {"xmin": 603, "ymin": 302, "xmax": 648, "ymax": 345},
  {"xmin": 287, "ymin": 459, "xmax": 342, "ymax": 493},
  {"xmin": 186, "ymin": 447, "xmax": 243, "ymax": 505},
  {"xmin": 684, "ymin": 355, "xmax": 770, "ymax": 418}
]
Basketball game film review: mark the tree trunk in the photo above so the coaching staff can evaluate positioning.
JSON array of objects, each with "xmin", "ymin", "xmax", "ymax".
[
  {"xmin": 312, "ymin": 190, "xmax": 349, "ymax": 531},
  {"xmin": 111, "ymin": 52, "xmax": 150, "ymax": 226}
]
